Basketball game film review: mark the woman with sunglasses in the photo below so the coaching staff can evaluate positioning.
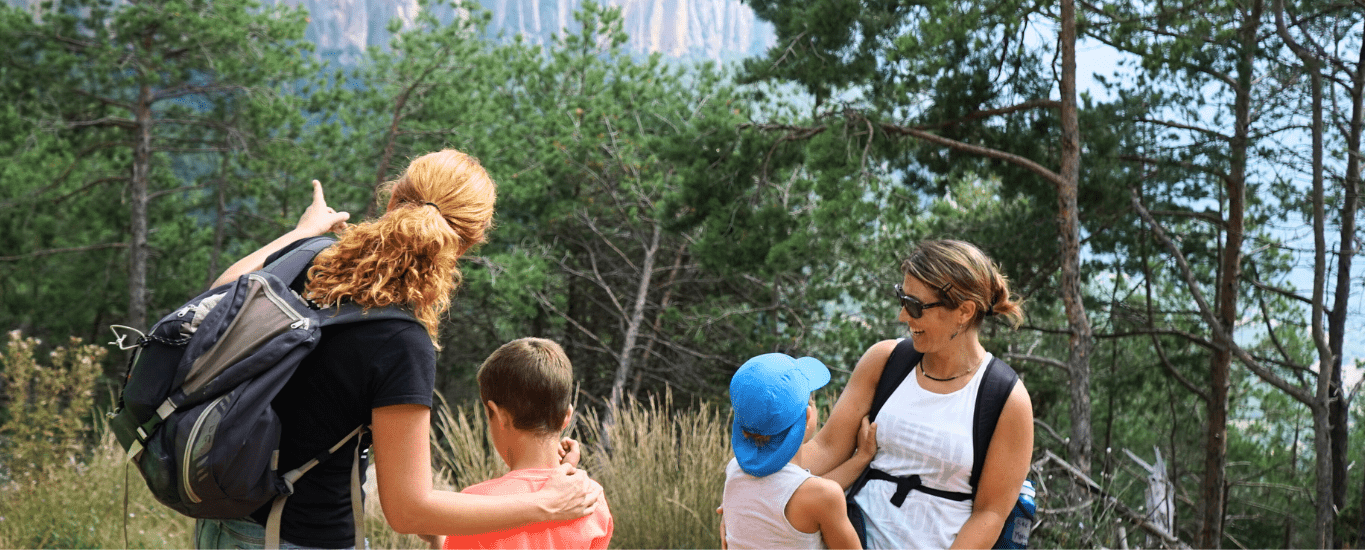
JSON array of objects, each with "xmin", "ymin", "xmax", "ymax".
[{"xmin": 800, "ymin": 239, "xmax": 1032, "ymax": 549}]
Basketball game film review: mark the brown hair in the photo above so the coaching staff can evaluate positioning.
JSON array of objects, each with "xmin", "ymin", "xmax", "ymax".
[
  {"xmin": 303, "ymin": 150, "xmax": 496, "ymax": 347},
  {"xmin": 901, "ymin": 239, "xmax": 1024, "ymax": 329},
  {"xmin": 478, "ymin": 338, "xmax": 574, "ymax": 436}
]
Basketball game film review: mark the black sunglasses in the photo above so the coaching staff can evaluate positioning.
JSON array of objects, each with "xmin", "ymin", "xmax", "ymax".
[{"xmin": 894, "ymin": 283, "xmax": 946, "ymax": 319}]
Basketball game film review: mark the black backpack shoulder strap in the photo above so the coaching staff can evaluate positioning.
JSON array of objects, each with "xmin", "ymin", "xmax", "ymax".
[
  {"xmin": 318, "ymin": 302, "xmax": 418, "ymax": 327},
  {"xmin": 969, "ymin": 356, "xmax": 1019, "ymax": 494},
  {"xmin": 869, "ymin": 338, "xmax": 924, "ymax": 422},
  {"xmin": 848, "ymin": 338, "xmax": 922, "ymax": 505},
  {"xmin": 261, "ymin": 236, "xmax": 336, "ymax": 282}
]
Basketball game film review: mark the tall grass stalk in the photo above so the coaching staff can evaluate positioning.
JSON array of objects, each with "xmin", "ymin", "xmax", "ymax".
[
  {"xmin": 0, "ymin": 419, "xmax": 194, "ymax": 548},
  {"xmin": 580, "ymin": 392, "xmax": 730, "ymax": 549}
]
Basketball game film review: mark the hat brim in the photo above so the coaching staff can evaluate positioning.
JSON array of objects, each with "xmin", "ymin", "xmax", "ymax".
[
  {"xmin": 732, "ymin": 408, "xmax": 807, "ymax": 477},
  {"xmin": 794, "ymin": 356, "xmax": 831, "ymax": 392}
]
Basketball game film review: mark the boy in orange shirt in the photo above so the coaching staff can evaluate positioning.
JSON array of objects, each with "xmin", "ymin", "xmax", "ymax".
[{"xmin": 440, "ymin": 338, "xmax": 613, "ymax": 550}]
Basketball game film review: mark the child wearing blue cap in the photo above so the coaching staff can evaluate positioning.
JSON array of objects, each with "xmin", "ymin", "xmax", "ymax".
[{"xmin": 721, "ymin": 353, "xmax": 877, "ymax": 549}]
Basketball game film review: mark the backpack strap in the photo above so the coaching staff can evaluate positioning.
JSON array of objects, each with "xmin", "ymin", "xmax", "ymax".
[
  {"xmin": 848, "ymin": 339, "xmax": 922, "ymax": 499},
  {"xmin": 851, "ymin": 346, "xmax": 1017, "ymax": 496},
  {"xmin": 845, "ymin": 338, "xmax": 923, "ymax": 547},
  {"xmin": 266, "ymin": 424, "xmax": 369, "ymax": 549},
  {"xmin": 969, "ymin": 357, "xmax": 1019, "ymax": 494},
  {"xmin": 318, "ymin": 302, "xmax": 418, "ymax": 326},
  {"xmin": 868, "ymin": 338, "xmax": 924, "ymax": 422},
  {"xmin": 261, "ymin": 236, "xmax": 336, "ymax": 283}
]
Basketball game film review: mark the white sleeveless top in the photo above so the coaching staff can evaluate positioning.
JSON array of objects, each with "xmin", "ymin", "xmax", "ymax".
[
  {"xmin": 853, "ymin": 351, "xmax": 994, "ymax": 549},
  {"xmin": 723, "ymin": 459, "xmax": 826, "ymax": 549}
]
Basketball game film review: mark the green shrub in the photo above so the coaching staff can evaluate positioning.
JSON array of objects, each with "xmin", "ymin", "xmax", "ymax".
[
  {"xmin": 0, "ymin": 330, "xmax": 192, "ymax": 548},
  {"xmin": 0, "ymin": 330, "xmax": 105, "ymax": 481}
]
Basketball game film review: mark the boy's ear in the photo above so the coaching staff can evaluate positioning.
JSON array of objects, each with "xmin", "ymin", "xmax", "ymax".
[
  {"xmin": 559, "ymin": 407, "xmax": 573, "ymax": 431},
  {"xmin": 486, "ymin": 400, "xmax": 509, "ymax": 427}
]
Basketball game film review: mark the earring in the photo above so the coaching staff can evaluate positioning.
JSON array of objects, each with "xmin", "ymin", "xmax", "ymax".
[{"xmin": 950, "ymin": 324, "xmax": 962, "ymax": 340}]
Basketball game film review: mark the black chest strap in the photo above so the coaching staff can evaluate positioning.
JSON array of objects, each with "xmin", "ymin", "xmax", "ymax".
[{"xmin": 865, "ymin": 468, "xmax": 973, "ymax": 506}]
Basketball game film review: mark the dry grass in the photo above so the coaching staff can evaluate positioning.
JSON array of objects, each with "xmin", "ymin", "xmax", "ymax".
[
  {"xmin": 1, "ymin": 392, "xmax": 733, "ymax": 549},
  {"xmin": 367, "ymin": 392, "xmax": 733, "ymax": 549},
  {"xmin": 0, "ymin": 426, "xmax": 195, "ymax": 548},
  {"xmin": 579, "ymin": 392, "xmax": 730, "ymax": 549}
]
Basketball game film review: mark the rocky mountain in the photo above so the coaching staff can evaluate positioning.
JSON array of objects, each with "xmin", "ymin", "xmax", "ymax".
[
  {"xmin": 270, "ymin": 0, "xmax": 774, "ymax": 64},
  {"xmin": 9, "ymin": 0, "xmax": 773, "ymax": 64}
]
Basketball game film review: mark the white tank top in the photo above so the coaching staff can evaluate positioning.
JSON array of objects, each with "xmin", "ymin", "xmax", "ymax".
[
  {"xmin": 723, "ymin": 459, "xmax": 826, "ymax": 549},
  {"xmin": 853, "ymin": 351, "xmax": 994, "ymax": 549}
]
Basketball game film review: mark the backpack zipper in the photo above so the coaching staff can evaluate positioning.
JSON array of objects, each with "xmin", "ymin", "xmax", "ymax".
[
  {"xmin": 182, "ymin": 393, "xmax": 229, "ymax": 504},
  {"xmin": 247, "ymin": 274, "xmax": 311, "ymax": 331}
]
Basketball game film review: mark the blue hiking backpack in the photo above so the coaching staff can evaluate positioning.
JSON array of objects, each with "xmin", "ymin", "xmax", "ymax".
[
  {"xmin": 107, "ymin": 236, "xmax": 415, "ymax": 548},
  {"xmin": 845, "ymin": 338, "xmax": 1037, "ymax": 549}
]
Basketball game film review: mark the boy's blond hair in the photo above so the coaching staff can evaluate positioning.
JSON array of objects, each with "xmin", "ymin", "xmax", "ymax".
[{"xmin": 477, "ymin": 338, "xmax": 573, "ymax": 436}]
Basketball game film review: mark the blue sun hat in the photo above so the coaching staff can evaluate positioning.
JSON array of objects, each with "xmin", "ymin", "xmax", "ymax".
[{"xmin": 729, "ymin": 353, "xmax": 831, "ymax": 477}]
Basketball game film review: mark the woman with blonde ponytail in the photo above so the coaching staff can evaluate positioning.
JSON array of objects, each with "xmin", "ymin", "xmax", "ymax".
[
  {"xmin": 799, "ymin": 239, "xmax": 1033, "ymax": 549},
  {"xmin": 199, "ymin": 150, "xmax": 600, "ymax": 549}
]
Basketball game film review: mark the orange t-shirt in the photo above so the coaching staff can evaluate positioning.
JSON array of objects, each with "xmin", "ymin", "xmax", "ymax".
[{"xmin": 442, "ymin": 469, "xmax": 613, "ymax": 550}]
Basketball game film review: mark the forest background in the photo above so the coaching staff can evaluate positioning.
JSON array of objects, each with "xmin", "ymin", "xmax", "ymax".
[{"xmin": 0, "ymin": 0, "xmax": 1361, "ymax": 548}]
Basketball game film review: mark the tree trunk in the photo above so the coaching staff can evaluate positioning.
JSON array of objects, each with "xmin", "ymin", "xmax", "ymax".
[
  {"xmin": 1273, "ymin": 3, "xmax": 1349, "ymax": 543},
  {"xmin": 370, "ymin": 94, "xmax": 408, "ymax": 218},
  {"xmin": 1057, "ymin": 0, "xmax": 1094, "ymax": 476},
  {"xmin": 635, "ymin": 244, "xmax": 687, "ymax": 400},
  {"xmin": 208, "ymin": 155, "xmax": 230, "ymax": 288},
  {"xmin": 368, "ymin": 55, "xmax": 447, "ymax": 216},
  {"xmin": 129, "ymin": 75, "xmax": 153, "ymax": 330},
  {"xmin": 1338, "ymin": 28, "xmax": 1365, "ymax": 550},
  {"xmin": 600, "ymin": 224, "xmax": 661, "ymax": 446},
  {"xmin": 1198, "ymin": 4, "xmax": 1260, "ymax": 546},
  {"xmin": 1307, "ymin": 64, "xmax": 1336, "ymax": 550}
]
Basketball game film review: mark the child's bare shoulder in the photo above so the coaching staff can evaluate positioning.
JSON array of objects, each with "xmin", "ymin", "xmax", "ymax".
[
  {"xmin": 787, "ymin": 475, "xmax": 846, "ymax": 523},
  {"xmin": 792, "ymin": 476, "xmax": 844, "ymax": 505}
]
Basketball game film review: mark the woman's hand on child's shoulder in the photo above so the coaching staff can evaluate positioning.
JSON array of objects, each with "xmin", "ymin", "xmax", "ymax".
[{"xmin": 538, "ymin": 463, "xmax": 602, "ymax": 522}]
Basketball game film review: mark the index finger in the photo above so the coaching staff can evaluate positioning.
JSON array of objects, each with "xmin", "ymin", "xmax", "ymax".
[{"xmin": 311, "ymin": 179, "xmax": 327, "ymax": 206}]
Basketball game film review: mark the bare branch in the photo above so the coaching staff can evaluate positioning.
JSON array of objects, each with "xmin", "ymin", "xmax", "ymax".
[
  {"xmin": 0, "ymin": 141, "xmax": 128, "ymax": 209},
  {"xmin": 153, "ymin": 84, "xmax": 248, "ymax": 101},
  {"xmin": 1148, "ymin": 208, "xmax": 1226, "ymax": 228},
  {"xmin": 1034, "ymin": 418, "xmax": 1066, "ymax": 445},
  {"xmin": 67, "ymin": 116, "xmax": 137, "ymax": 130},
  {"xmin": 916, "ymin": 99, "xmax": 1063, "ymax": 131},
  {"xmin": 1100, "ymin": 328, "xmax": 1217, "ymax": 349},
  {"xmin": 1247, "ymin": 276, "xmax": 1313, "ymax": 305},
  {"xmin": 71, "ymin": 89, "xmax": 133, "ymax": 110},
  {"xmin": 53, "ymin": 176, "xmax": 129, "ymax": 204},
  {"xmin": 998, "ymin": 352, "xmax": 1068, "ymax": 372},
  {"xmin": 1135, "ymin": 117, "xmax": 1233, "ymax": 142},
  {"xmin": 1129, "ymin": 188, "xmax": 1225, "ymax": 334},
  {"xmin": 1149, "ymin": 327, "xmax": 1210, "ymax": 402},
  {"xmin": 149, "ymin": 182, "xmax": 212, "ymax": 201},
  {"xmin": 880, "ymin": 123, "xmax": 1066, "ymax": 187},
  {"xmin": 529, "ymin": 290, "xmax": 620, "ymax": 362},
  {"xmin": 0, "ymin": 242, "xmax": 128, "ymax": 262},
  {"xmin": 1036, "ymin": 450, "xmax": 1191, "ymax": 548}
]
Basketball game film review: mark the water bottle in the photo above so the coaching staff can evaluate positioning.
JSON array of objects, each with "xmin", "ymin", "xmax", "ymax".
[{"xmin": 995, "ymin": 479, "xmax": 1036, "ymax": 549}]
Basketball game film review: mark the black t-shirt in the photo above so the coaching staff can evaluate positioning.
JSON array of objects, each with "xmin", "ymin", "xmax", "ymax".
[{"xmin": 247, "ymin": 241, "xmax": 436, "ymax": 548}]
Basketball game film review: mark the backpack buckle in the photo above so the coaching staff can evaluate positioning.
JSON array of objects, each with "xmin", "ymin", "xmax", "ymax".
[{"xmin": 108, "ymin": 325, "xmax": 147, "ymax": 351}]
